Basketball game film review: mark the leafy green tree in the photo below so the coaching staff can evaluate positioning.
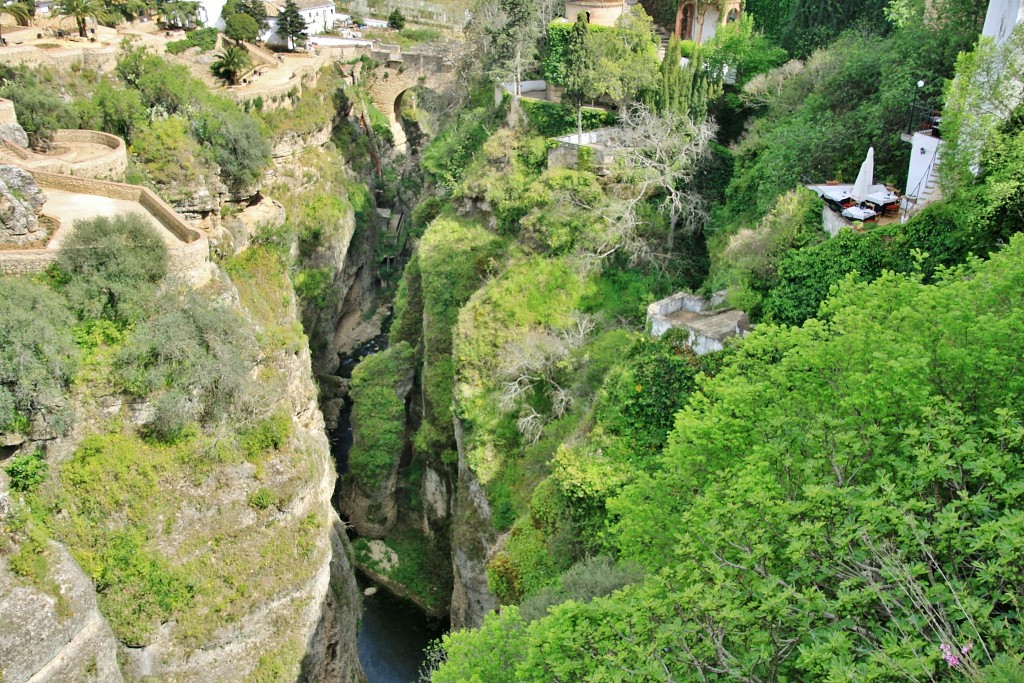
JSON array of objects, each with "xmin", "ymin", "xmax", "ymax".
[
  {"xmin": 157, "ymin": 0, "xmax": 197, "ymax": 27},
  {"xmin": 54, "ymin": 0, "xmax": 112, "ymax": 37},
  {"xmin": 387, "ymin": 7, "xmax": 404, "ymax": 30},
  {"xmin": 211, "ymin": 44, "xmax": 251, "ymax": 86},
  {"xmin": 0, "ymin": 3, "xmax": 31, "ymax": 42},
  {"xmin": 588, "ymin": 8, "xmax": 660, "ymax": 111},
  {"xmin": 224, "ymin": 11, "xmax": 258, "ymax": 43},
  {"xmin": 0, "ymin": 279, "xmax": 77, "ymax": 435},
  {"xmin": 563, "ymin": 12, "xmax": 598, "ymax": 136},
  {"xmin": 237, "ymin": 0, "xmax": 266, "ymax": 33},
  {"xmin": 56, "ymin": 213, "xmax": 168, "ymax": 324},
  {"xmin": 275, "ymin": 0, "xmax": 307, "ymax": 51}
]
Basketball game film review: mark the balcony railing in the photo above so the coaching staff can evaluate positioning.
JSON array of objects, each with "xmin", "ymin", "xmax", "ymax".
[{"xmin": 907, "ymin": 101, "xmax": 942, "ymax": 138}]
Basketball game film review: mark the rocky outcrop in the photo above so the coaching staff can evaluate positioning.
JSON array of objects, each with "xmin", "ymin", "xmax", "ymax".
[
  {"xmin": 0, "ymin": 121, "xmax": 30, "ymax": 150},
  {"xmin": 114, "ymin": 301, "xmax": 365, "ymax": 682},
  {"xmin": 420, "ymin": 462, "xmax": 450, "ymax": 537},
  {"xmin": 272, "ymin": 125, "xmax": 334, "ymax": 161},
  {"xmin": 341, "ymin": 347, "xmax": 415, "ymax": 538},
  {"xmin": 449, "ymin": 417, "xmax": 499, "ymax": 630},
  {"xmin": 216, "ymin": 194, "xmax": 287, "ymax": 255},
  {"xmin": 0, "ymin": 538, "xmax": 122, "ymax": 683},
  {"xmin": 0, "ymin": 164, "xmax": 46, "ymax": 245},
  {"xmin": 302, "ymin": 198, "xmax": 379, "ymax": 377}
]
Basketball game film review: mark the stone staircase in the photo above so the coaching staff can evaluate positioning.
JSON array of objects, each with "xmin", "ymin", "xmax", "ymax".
[
  {"xmin": 918, "ymin": 155, "xmax": 943, "ymax": 204},
  {"xmin": 655, "ymin": 26, "xmax": 671, "ymax": 61}
]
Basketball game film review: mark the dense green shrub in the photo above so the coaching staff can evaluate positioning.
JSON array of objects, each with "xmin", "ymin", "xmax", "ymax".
[
  {"xmin": 0, "ymin": 279, "xmax": 77, "ymax": 434},
  {"xmin": 518, "ymin": 555, "xmax": 644, "ymax": 622},
  {"xmin": 518, "ymin": 98, "xmax": 618, "ymax": 137},
  {"xmin": 165, "ymin": 27, "xmax": 219, "ymax": 54},
  {"xmin": 84, "ymin": 81, "xmax": 147, "ymax": 143},
  {"xmin": 421, "ymin": 101, "xmax": 497, "ymax": 190},
  {"xmin": 347, "ymin": 342, "xmax": 415, "ymax": 489},
  {"xmin": 4, "ymin": 451, "xmax": 48, "ymax": 492},
  {"xmin": 55, "ymin": 213, "xmax": 168, "ymax": 324},
  {"xmin": 192, "ymin": 100, "xmax": 272, "ymax": 189},
  {"xmin": 543, "ymin": 20, "xmax": 610, "ymax": 86},
  {"xmin": 595, "ymin": 328, "xmax": 724, "ymax": 456},
  {"xmin": 0, "ymin": 78, "xmax": 78, "ymax": 142},
  {"xmin": 238, "ymin": 412, "xmax": 292, "ymax": 461},
  {"xmin": 115, "ymin": 292, "xmax": 258, "ymax": 439}
]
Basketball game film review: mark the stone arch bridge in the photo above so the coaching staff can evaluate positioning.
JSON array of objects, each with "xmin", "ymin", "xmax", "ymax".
[{"xmin": 365, "ymin": 47, "xmax": 457, "ymax": 152}]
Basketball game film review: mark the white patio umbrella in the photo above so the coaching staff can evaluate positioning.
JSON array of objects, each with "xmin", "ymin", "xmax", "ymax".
[{"xmin": 851, "ymin": 147, "xmax": 875, "ymax": 202}]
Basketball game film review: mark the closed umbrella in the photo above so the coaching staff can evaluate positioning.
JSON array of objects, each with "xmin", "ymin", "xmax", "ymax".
[{"xmin": 852, "ymin": 147, "xmax": 875, "ymax": 202}]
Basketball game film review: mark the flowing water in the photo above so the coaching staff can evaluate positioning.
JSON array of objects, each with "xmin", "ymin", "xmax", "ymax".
[{"xmin": 356, "ymin": 576, "xmax": 447, "ymax": 682}]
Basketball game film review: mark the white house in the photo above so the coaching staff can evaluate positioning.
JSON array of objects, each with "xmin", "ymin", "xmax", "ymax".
[
  {"xmin": 196, "ymin": 0, "xmax": 336, "ymax": 43},
  {"xmin": 902, "ymin": 0, "xmax": 1024, "ymax": 211},
  {"xmin": 265, "ymin": 0, "xmax": 336, "ymax": 46}
]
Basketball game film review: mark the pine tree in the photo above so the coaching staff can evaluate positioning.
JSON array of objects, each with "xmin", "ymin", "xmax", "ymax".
[
  {"xmin": 488, "ymin": 0, "xmax": 540, "ymax": 95},
  {"xmin": 276, "ymin": 0, "xmax": 307, "ymax": 51},
  {"xmin": 563, "ymin": 13, "xmax": 596, "ymax": 137}
]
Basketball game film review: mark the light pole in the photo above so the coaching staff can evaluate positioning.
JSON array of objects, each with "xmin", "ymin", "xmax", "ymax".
[{"xmin": 908, "ymin": 79, "xmax": 925, "ymax": 134}]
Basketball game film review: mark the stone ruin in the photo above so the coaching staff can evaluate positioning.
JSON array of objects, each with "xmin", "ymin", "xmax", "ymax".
[{"xmin": 646, "ymin": 290, "xmax": 751, "ymax": 356}]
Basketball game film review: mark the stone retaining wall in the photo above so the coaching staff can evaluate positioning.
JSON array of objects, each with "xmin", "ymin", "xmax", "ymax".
[
  {"xmin": 0, "ymin": 172, "xmax": 212, "ymax": 285},
  {"xmin": 0, "ymin": 128, "xmax": 128, "ymax": 181},
  {"xmin": 0, "ymin": 43, "xmax": 118, "ymax": 72}
]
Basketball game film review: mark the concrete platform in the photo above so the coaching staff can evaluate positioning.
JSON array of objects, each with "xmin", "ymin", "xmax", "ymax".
[{"xmin": 42, "ymin": 188, "xmax": 185, "ymax": 248}]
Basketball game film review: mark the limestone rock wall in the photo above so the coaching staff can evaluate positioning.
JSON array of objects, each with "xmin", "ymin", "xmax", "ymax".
[
  {"xmin": 0, "ymin": 538, "xmax": 122, "ymax": 683},
  {"xmin": 449, "ymin": 417, "xmax": 499, "ymax": 630}
]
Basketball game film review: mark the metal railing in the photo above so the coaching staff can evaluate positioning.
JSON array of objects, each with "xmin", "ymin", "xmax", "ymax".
[{"xmin": 906, "ymin": 101, "xmax": 942, "ymax": 138}]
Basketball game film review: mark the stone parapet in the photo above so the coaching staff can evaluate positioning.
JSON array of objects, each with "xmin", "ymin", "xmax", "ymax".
[
  {"xmin": 0, "ymin": 128, "xmax": 128, "ymax": 181},
  {"xmin": 0, "ymin": 43, "xmax": 118, "ymax": 72},
  {"xmin": 0, "ymin": 172, "xmax": 212, "ymax": 286}
]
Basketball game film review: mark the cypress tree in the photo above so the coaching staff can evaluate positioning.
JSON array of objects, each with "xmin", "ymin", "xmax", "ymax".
[
  {"xmin": 276, "ymin": 0, "xmax": 307, "ymax": 51},
  {"xmin": 564, "ymin": 12, "xmax": 595, "ymax": 137}
]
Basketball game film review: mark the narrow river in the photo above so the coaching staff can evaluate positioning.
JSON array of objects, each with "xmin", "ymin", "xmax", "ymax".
[{"xmin": 330, "ymin": 332, "xmax": 448, "ymax": 682}]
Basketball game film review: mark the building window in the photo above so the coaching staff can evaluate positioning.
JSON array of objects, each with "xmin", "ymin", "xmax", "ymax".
[{"xmin": 727, "ymin": 8, "xmax": 739, "ymax": 23}]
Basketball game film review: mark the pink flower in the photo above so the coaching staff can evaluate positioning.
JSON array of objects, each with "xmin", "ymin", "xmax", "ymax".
[{"xmin": 940, "ymin": 643, "xmax": 961, "ymax": 668}]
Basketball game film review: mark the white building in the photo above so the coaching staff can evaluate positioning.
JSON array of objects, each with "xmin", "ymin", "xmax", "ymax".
[
  {"xmin": 196, "ymin": 0, "xmax": 336, "ymax": 43},
  {"xmin": 902, "ymin": 0, "xmax": 1024, "ymax": 211},
  {"xmin": 262, "ymin": 0, "xmax": 337, "ymax": 47}
]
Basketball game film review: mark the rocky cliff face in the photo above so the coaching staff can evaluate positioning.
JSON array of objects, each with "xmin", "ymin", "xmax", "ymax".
[
  {"xmin": 449, "ymin": 418, "xmax": 499, "ymax": 630},
  {"xmin": 0, "ymin": 266, "xmax": 366, "ymax": 683},
  {"xmin": 0, "ymin": 537, "xmax": 122, "ymax": 683}
]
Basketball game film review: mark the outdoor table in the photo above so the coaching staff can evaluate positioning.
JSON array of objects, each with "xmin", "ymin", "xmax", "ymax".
[
  {"xmin": 865, "ymin": 191, "xmax": 899, "ymax": 207},
  {"xmin": 843, "ymin": 206, "xmax": 877, "ymax": 221}
]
